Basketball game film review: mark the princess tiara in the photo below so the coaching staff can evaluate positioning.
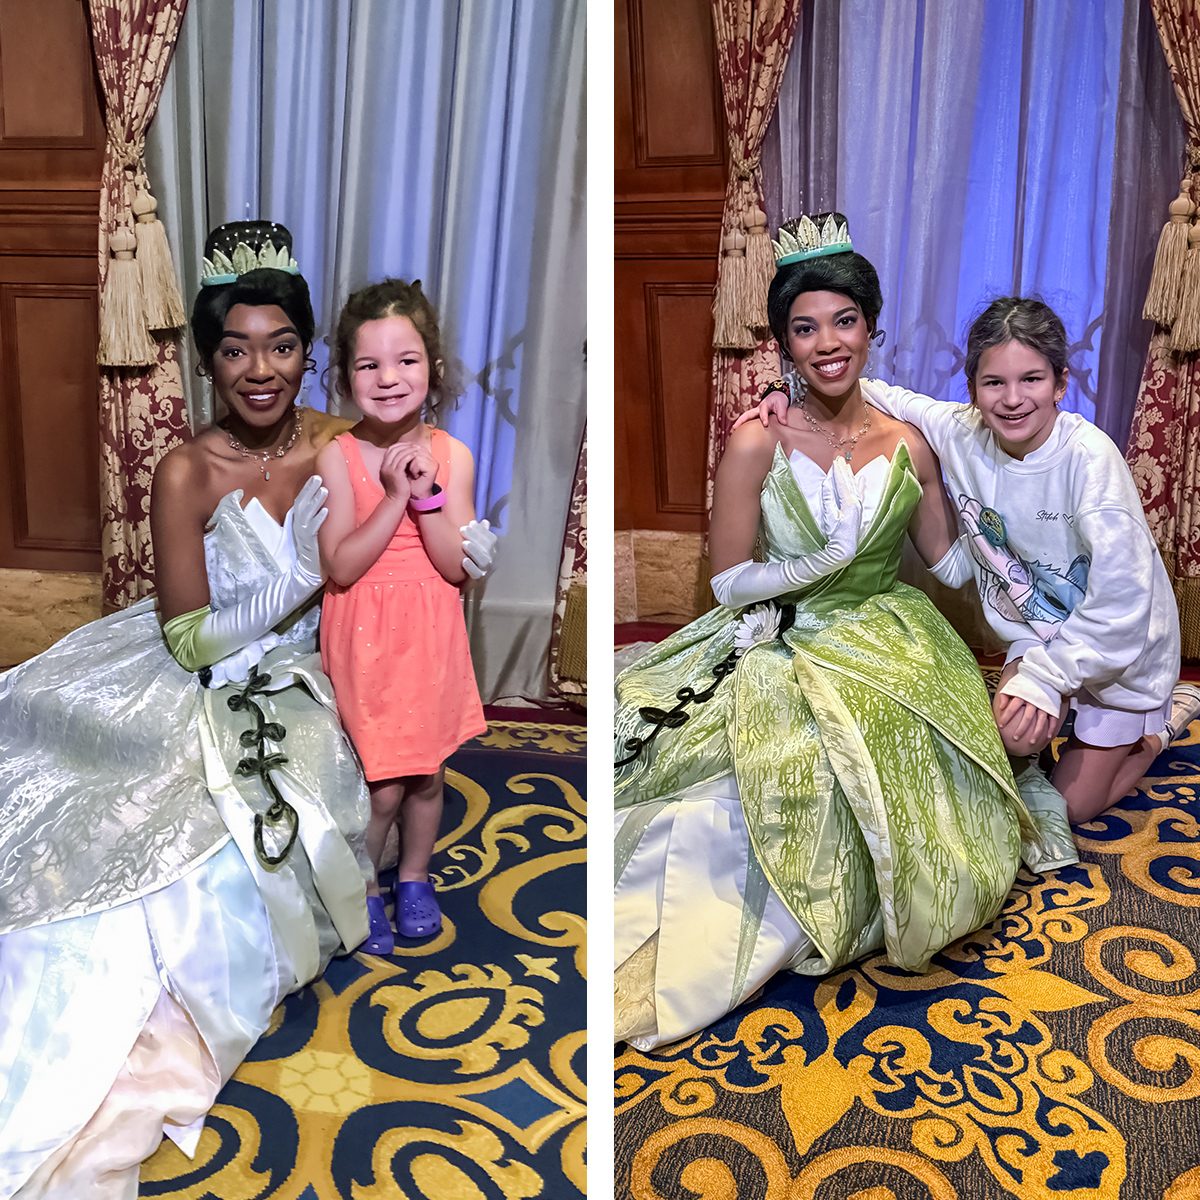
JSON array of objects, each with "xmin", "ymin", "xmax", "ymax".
[
  {"xmin": 772, "ymin": 214, "xmax": 853, "ymax": 266},
  {"xmin": 200, "ymin": 240, "xmax": 300, "ymax": 287}
]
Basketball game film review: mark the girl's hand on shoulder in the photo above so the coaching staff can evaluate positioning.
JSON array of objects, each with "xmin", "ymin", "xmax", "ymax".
[
  {"xmin": 730, "ymin": 383, "xmax": 792, "ymax": 433},
  {"xmin": 380, "ymin": 444, "xmax": 417, "ymax": 504},
  {"xmin": 405, "ymin": 445, "xmax": 439, "ymax": 498}
]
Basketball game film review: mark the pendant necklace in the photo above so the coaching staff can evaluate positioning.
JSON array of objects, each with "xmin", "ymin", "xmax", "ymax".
[
  {"xmin": 797, "ymin": 398, "xmax": 871, "ymax": 461},
  {"xmin": 226, "ymin": 407, "xmax": 302, "ymax": 480}
]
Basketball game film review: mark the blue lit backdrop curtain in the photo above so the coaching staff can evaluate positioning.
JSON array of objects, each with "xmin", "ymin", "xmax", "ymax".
[
  {"xmin": 147, "ymin": 0, "xmax": 586, "ymax": 702},
  {"xmin": 761, "ymin": 0, "xmax": 1183, "ymax": 444}
]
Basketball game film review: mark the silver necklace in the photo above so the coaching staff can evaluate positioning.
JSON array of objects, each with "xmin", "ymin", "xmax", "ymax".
[
  {"xmin": 797, "ymin": 398, "xmax": 871, "ymax": 461},
  {"xmin": 226, "ymin": 407, "xmax": 302, "ymax": 480}
]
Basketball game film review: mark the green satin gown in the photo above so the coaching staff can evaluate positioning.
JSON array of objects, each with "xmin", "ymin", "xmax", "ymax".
[{"xmin": 613, "ymin": 442, "xmax": 1076, "ymax": 1047}]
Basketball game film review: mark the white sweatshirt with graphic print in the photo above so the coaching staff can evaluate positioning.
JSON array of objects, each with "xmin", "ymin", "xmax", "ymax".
[{"xmin": 862, "ymin": 380, "xmax": 1178, "ymax": 718}]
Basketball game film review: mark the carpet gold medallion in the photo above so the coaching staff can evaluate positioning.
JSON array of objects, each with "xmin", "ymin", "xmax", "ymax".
[
  {"xmin": 142, "ymin": 721, "xmax": 585, "ymax": 1199},
  {"xmin": 616, "ymin": 718, "xmax": 1200, "ymax": 1198}
]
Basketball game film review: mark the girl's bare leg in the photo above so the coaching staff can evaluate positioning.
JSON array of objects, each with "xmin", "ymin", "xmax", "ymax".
[
  {"xmin": 365, "ymin": 778, "xmax": 405, "ymax": 896},
  {"xmin": 1052, "ymin": 735, "xmax": 1161, "ymax": 825},
  {"xmin": 397, "ymin": 767, "xmax": 445, "ymax": 882}
]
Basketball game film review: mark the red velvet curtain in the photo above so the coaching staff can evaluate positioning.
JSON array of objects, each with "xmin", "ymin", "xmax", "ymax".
[
  {"xmin": 705, "ymin": 0, "xmax": 803, "ymax": 513},
  {"xmin": 1125, "ymin": 0, "xmax": 1200, "ymax": 656},
  {"xmin": 549, "ymin": 429, "xmax": 586, "ymax": 703},
  {"xmin": 89, "ymin": 0, "xmax": 191, "ymax": 609}
]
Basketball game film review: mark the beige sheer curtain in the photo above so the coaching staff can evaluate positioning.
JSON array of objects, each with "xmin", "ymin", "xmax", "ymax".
[
  {"xmin": 89, "ymin": 0, "xmax": 191, "ymax": 610},
  {"xmin": 705, "ymin": 0, "xmax": 803, "ymax": 512},
  {"xmin": 1125, "ymin": 0, "xmax": 1200, "ymax": 656}
]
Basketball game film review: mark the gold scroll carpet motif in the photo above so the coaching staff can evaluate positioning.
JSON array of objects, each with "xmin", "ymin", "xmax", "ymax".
[
  {"xmin": 616, "ymin": 710, "xmax": 1200, "ymax": 1199},
  {"xmin": 141, "ymin": 720, "xmax": 586, "ymax": 1200}
]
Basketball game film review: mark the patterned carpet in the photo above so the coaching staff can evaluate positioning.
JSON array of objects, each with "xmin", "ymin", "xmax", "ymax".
[
  {"xmin": 615, "ymin": 707, "xmax": 1200, "ymax": 1199},
  {"xmin": 141, "ymin": 719, "xmax": 586, "ymax": 1200}
]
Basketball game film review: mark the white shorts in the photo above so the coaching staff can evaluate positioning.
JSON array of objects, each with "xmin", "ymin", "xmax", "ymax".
[{"xmin": 1003, "ymin": 643, "xmax": 1170, "ymax": 749}]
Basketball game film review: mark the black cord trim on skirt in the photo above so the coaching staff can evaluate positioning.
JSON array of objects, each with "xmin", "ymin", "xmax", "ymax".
[
  {"xmin": 615, "ymin": 603, "xmax": 796, "ymax": 767},
  {"xmin": 227, "ymin": 667, "xmax": 299, "ymax": 867}
]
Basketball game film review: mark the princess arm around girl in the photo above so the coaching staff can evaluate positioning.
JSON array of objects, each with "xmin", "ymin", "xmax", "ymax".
[
  {"xmin": 318, "ymin": 279, "xmax": 486, "ymax": 956},
  {"xmin": 744, "ymin": 287, "xmax": 1193, "ymax": 825}
]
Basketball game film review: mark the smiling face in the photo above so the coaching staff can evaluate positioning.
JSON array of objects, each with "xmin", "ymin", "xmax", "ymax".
[
  {"xmin": 210, "ymin": 303, "xmax": 304, "ymax": 426},
  {"xmin": 969, "ymin": 339, "xmax": 1066, "ymax": 459},
  {"xmin": 784, "ymin": 290, "xmax": 871, "ymax": 401},
  {"xmin": 349, "ymin": 316, "xmax": 431, "ymax": 427}
]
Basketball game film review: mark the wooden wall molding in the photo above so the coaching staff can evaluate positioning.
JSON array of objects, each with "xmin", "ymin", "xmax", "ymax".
[
  {"xmin": 0, "ymin": 0, "xmax": 103, "ymax": 572},
  {"xmin": 0, "ymin": 0, "xmax": 102, "ymax": 149},
  {"xmin": 646, "ymin": 281, "xmax": 711, "ymax": 517},
  {"xmin": 0, "ymin": 189, "xmax": 100, "ymax": 216},
  {"xmin": 615, "ymin": 204, "xmax": 724, "ymax": 259},
  {"xmin": 617, "ymin": 0, "xmax": 725, "ymax": 536},
  {"xmin": 616, "ymin": 197, "xmax": 726, "ymax": 218},
  {"xmin": 625, "ymin": 0, "xmax": 724, "ymax": 169},
  {"xmin": 0, "ymin": 189, "xmax": 99, "ymax": 257},
  {"xmin": 0, "ymin": 284, "xmax": 101, "ymax": 563}
]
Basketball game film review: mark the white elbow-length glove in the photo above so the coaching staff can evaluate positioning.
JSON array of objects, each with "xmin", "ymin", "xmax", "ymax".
[
  {"xmin": 711, "ymin": 456, "xmax": 864, "ymax": 608},
  {"xmin": 927, "ymin": 534, "xmax": 975, "ymax": 588},
  {"xmin": 460, "ymin": 518, "xmax": 498, "ymax": 581},
  {"xmin": 164, "ymin": 475, "xmax": 328, "ymax": 673}
]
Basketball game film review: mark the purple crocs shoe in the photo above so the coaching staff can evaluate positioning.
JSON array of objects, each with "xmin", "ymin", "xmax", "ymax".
[
  {"xmin": 395, "ymin": 880, "xmax": 442, "ymax": 940},
  {"xmin": 359, "ymin": 894, "xmax": 395, "ymax": 955}
]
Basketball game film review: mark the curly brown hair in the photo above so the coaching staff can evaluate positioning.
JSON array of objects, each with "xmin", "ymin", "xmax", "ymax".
[{"xmin": 329, "ymin": 278, "xmax": 454, "ymax": 423}]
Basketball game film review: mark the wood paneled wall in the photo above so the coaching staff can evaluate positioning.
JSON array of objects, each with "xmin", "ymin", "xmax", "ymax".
[
  {"xmin": 0, "ymin": 0, "xmax": 104, "ymax": 572},
  {"xmin": 615, "ymin": 0, "xmax": 725, "ymax": 535}
]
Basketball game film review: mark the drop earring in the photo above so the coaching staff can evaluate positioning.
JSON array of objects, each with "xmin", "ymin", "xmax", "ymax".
[
  {"xmin": 866, "ymin": 328, "xmax": 886, "ymax": 378},
  {"xmin": 300, "ymin": 355, "xmax": 317, "ymax": 410},
  {"xmin": 784, "ymin": 366, "xmax": 807, "ymax": 405}
]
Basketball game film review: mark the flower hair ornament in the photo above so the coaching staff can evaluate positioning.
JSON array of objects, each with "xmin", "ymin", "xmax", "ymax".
[
  {"xmin": 772, "ymin": 213, "xmax": 852, "ymax": 266},
  {"xmin": 201, "ymin": 219, "xmax": 300, "ymax": 286}
]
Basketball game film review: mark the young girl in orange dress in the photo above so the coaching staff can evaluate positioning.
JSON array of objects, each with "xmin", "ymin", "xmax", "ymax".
[{"xmin": 317, "ymin": 278, "xmax": 486, "ymax": 953}]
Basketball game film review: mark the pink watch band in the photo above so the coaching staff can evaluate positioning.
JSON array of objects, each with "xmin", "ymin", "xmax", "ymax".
[{"xmin": 409, "ymin": 484, "xmax": 444, "ymax": 513}]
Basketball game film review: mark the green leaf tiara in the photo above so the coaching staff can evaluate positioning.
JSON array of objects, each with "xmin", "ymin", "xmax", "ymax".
[
  {"xmin": 773, "ymin": 213, "xmax": 853, "ymax": 266},
  {"xmin": 200, "ymin": 239, "xmax": 300, "ymax": 287}
]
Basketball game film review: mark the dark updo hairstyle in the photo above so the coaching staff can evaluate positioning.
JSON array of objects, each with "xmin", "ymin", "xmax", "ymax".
[
  {"xmin": 963, "ymin": 297, "xmax": 1069, "ymax": 391},
  {"xmin": 766, "ymin": 212, "xmax": 884, "ymax": 354},
  {"xmin": 329, "ymin": 277, "xmax": 453, "ymax": 423},
  {"xmin": 190, "ymin": 221, "xmax": 315, "ymax": 369}
]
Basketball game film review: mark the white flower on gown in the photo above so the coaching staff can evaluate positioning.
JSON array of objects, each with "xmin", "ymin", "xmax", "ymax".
[{"xmin": 733, "ymin": 603, "xmax": 782, "ymax": 652}]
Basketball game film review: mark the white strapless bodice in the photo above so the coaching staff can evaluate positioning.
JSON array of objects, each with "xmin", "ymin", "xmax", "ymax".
[
  {"xmin": 203, "ymin": 491, "xmax": 319, "ymax": 651},
  {"xmin": 787, "ymin": 449, "xmax": 894, "ymax": 535}
]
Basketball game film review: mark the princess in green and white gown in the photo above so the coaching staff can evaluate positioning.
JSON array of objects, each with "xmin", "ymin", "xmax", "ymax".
[
  {"xmin": 0, "ymin": 491, "xmax": 372, "ymax": 1200},
  {"xmin": 613, "ymin": 215, "xmax": 1077, "ymax": 1050}
]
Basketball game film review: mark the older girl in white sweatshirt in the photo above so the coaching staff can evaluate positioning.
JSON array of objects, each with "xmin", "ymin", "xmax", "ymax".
[{"xmin": 747, "ymin": 297, "xmax": 1193, "ymax": 824}]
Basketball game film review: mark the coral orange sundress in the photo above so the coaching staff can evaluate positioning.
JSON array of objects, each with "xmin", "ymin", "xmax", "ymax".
[{"xmin": 320, "ymin": 430, "xmax": 485, "ymax": 779}]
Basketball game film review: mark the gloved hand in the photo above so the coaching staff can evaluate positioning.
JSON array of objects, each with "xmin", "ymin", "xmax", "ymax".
[
  {"xmin": 163, "ymin": 476, "xmax": 329, "ymax": 672},
  {"xmin": 290, "ymin": 473, "xmax": 328, "ymax": 585},
  {"xmin": 461, "ymin": 518, "xmax": 498, "ymax": 581},
  {"xmin": 816, "ymin": 455, "xmax": 865, "ymax": 567},
  {"xmin": 205, "ymin": 632, "xmax": 282, "ymax": 688},
  {"xmin": 711, "ymin": 457, "xmax": 863, "ymax": 608}
]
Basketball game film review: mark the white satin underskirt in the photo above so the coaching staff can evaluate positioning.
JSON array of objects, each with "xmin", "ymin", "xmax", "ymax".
[
  {"xmin": 0, "ymin": 841, "xmax": 292, "ymax": 1200},
  {"xmin": 614, "ymin": 774, "xmax": 814, "ymax": 1051}
]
